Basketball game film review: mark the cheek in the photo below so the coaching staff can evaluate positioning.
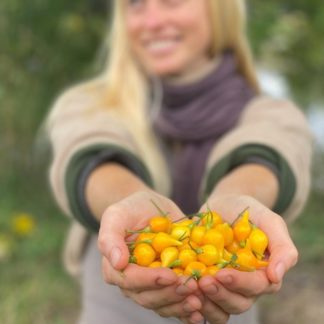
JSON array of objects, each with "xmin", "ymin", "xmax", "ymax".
[
  {"xmin": 125, "ymin": 23, "xmax": 149, "ymax": 69},
  {"xmin": 179, "ymin": 12, "xmax": 212, "ymax": 48},
  {"xmin": 125, "ymin": 16, "xmax": 141, "ymax": 47},
  {"xmin": 199, "ymin": 24, "xmax": 212, "ymax": 52},
  {"xmin": 185, "ymin": 27, "xmax": 211, "ymax": 58}
]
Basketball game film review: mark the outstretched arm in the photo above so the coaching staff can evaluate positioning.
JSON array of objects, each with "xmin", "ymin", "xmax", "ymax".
[
  {"xmin": 198, "ymin": 163, "xmax": 298, "ymax": 324},
  {"xmin": 86, "ymin": 163, "xmax": 203, "ymax": 323}
]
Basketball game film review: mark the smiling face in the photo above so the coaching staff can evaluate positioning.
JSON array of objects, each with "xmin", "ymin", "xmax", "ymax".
[{"xmin": 124, "ymin": 0, "xmax": 213, "ymax": 79}]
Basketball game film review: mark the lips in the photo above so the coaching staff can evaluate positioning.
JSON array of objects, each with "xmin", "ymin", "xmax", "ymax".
[{"xmin": 144, "ymin": 38, "xmax": 180, "ymax": 56}]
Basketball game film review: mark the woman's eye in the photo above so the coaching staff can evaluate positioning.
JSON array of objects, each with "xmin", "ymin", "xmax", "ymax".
[
  {"xmin": 164, "ymin": 0, "xmax": 187, "ymax": 6},
  {"xmin": 127, "ymin": 0, "xmax": 145, "ymax": 7}
]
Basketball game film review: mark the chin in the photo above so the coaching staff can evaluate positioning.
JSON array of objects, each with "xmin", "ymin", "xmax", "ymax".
[{"xmin": 147, "ymin": 62, "xmax": 183, "ymax": 78}]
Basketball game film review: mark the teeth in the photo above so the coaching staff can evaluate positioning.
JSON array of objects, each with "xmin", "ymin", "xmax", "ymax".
[{"xmin": 146, "ymin": 40, "xmax": 176, "ymax": 52}]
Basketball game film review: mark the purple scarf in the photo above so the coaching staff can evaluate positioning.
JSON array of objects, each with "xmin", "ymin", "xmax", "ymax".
[{"xmin": 153, "ymin": 52, "xmax": 255, "ymax": 213}]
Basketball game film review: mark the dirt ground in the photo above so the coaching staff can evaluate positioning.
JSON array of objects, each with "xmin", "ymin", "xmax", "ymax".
[{"xmin": 259, "ymin": 259, "xmax": 324, "ymax": 324}]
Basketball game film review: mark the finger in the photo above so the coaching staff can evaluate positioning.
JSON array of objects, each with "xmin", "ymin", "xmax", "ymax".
[
  {"xmin": 215, "ymin": 268, "xmax": 282, "ymax": 297},
  {"xmin": 121, "ymin": 276, "xmax": 199, "ymax": 308},
  {"xmin": 184, "ymin": 311, "xmax": 205, "ymax": 324},
  {"xmin": 199, "ymin": 275, "xmax": 254, "ymax": 315},
  {"xmin": 258, "ymin": 216, "xmax": 299, "ymax": 284},
  {"xmin": 155, "ymin": 295, "xmax": 203, "ymax": 319},
  {"xmin": 123, "ymin": 285, "xmax": 184, "ymax": 310},
  {"xmin": 98, "ymin": 204, "xmax": 134, "ymax": 270},
  {"xmin": 102, "ymin": 258, "xmax": 178, "ymax": 290},
  {"xmin": 201, "ymin": 295, "xmax": 229, "ymax": 324}
]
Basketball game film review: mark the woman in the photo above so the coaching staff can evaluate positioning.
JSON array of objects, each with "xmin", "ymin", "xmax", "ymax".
[{"xmin": 47, "ymin": 0, "xmax": 312, "ymax": 323}]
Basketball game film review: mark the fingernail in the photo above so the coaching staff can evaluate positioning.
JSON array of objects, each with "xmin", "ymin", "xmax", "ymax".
[
  {"xmin": 183, "ymin": 302, "xmax": 193, "ymax": 313},
  {"xmin": 110, "ymin": 247, "xmax": 121, "ymax": 268},
  {"xmin": 176, "ymin": 284, "xmax": 190, "ymax": 295},
  {"xmin": 275, "ymin": 262, "xmax": 285, "ymax": 281},
  {"xmin": 205, "ymin": 284, "xmax": 218, "ymax": 294},
  {"xmin": 190, "ymin": 313, "xmax": 204, "ymax": 324},
  {"xmin": 156, "ymin": 277, "xmax": 176, "ymax": 286},
  {"xmin": 218, "ymin": 275, "xmax": 232, "ymax": 285}
]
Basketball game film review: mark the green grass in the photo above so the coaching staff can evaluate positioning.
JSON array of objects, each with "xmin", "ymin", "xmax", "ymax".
[
  {"xmin": 0, "ymin": 256, "xmax": 80, "ymax": 324},
  {"xmin": 0, "ymin": 2, "xmax": 104, "ymax": 322},
  {"xmin": 0, "ymin": 199, "xmax": 81, "ymax": 324},
  {"xmin": 0, "ymin": 176, "xmax": 81, "ymax": 323}
]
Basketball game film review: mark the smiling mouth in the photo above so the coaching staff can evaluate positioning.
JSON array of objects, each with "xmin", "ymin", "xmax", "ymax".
[{"xmin": 144, "ymin": 38, "xmax": 180, "ymax": 56}]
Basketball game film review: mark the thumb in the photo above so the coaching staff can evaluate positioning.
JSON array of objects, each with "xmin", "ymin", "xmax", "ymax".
[
  {"xmin": 266, "ymin": 243, "xmax": 299, "ymax": 284},
  {"xmin": 107, "ymin": 243, "xmax": 130, "ymax": 271},
  {"xmin": 98, "ymin": 208, "xmax": 130, "ymax": 271},
  {"xmin": 257, "ymin": 215, "xmax": 299, "ymax": 284}
]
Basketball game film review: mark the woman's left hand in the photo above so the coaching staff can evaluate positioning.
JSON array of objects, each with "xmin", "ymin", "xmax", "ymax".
[
  {"xmin": 197, "ymin": 194, "xmax": 298, "ymax": 322},
  {"xmin": 198, "ymin": 269, "xmax": 271, "ymax": 323}
]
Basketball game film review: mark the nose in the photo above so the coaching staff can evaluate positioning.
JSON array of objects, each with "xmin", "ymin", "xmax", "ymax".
[{"xmin": 141, "ymin": 2, "xmax": 168, "ymax": 29}]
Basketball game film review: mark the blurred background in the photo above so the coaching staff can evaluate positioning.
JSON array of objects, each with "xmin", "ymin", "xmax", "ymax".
[{"xmin": 0, "ymin": 0, "xmax": 323, "ymax": 323}]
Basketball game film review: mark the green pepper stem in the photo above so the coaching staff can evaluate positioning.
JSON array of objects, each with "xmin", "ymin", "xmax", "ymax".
[
  {"xmin": 184, "ymin": 270, "xmax": 201, "ymax": 285},
  {"xmin": 172, "ymin": 216, "xmax": 188, "ymax": 223},
  {"xmin": 230, "ymin": 206, "xmax": 250, "ymax": 227},
  {"xmin": 150, "ymin": 199, "xmax": 169, "ymax": 217},
  {"xmin": 126, "ymin": 226, "xmax": 150, "ymax": 234},
  {"xmin": 168, "ymin": 259, "xmax": 182, "ymax": 268}
]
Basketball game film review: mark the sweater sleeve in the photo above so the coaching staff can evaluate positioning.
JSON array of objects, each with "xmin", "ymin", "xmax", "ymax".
[
  {"xmin": 200, "ymin": 96, "xmax": 313, "ymax": 222},
  {"xmin": 46, "ymin": 79, "xmax": 153, "ymax": 228},
  {"xmin": 66, "ymin": 144, "xmax": 153, "ymax": 232}
]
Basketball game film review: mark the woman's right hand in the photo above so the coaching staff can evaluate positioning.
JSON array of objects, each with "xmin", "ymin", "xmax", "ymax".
[{"xmin": 98, "ymin": 191, "xmax": 203, "ymax": 322}]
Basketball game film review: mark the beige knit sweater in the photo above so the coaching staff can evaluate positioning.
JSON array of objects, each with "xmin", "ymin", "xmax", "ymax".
[{"xmin": 47, "ymin": 78, "xmax": 313, "ymax": 277}]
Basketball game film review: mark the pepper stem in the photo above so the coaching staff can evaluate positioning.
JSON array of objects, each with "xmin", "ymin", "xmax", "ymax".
[
  {"xmin": 231, "ymin": 206, "xmax": 250, "ymax": 227},
  {"xmin": 150, "ymin": 199, "xmax": 169, "ymax": 217},
  {"xmin": 126, "ymin": 226, "xmax": 150, "ymax": 234},
  {"xmin": 168, "ymin": 259, "xmax": 182, "ymax": 268},
  {"xmin": 128, "ymin": 255, "xmax": 137, "ymax": 264},
  {"xmin": 184, "ymin": 270, "xmax": 201, "ymax": 285}
]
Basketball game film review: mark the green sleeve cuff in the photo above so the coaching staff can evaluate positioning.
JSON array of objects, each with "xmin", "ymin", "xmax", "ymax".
[
  {"xmin": 65, "ymin": 144, "xmax": 153, "ymax": 232},
  {"xmin": 203, "ymin": 144, "xmax": 296, "ymax": 214}
]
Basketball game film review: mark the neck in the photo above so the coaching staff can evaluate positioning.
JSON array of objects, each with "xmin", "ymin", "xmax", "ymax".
[{"xmin": 163, "ymin": 56, "xmax": 221, "ymax": 86}]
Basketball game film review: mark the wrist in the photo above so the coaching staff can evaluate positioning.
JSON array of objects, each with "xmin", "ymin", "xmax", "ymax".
[
  {"xmin": 209, "ymin": 164, "xmax": 279, "ymax": 210},
  {"xmin": 86, "ymin": 163, "xmax": 153, "ymax": 221}
]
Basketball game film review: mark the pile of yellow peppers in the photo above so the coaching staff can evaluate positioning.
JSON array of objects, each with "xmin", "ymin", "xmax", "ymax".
[{"xmin": 127, "ymin": 203, "xmax": 269, "ymax": 280}]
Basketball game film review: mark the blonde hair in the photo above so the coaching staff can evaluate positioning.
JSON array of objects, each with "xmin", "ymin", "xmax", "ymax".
[{"xmin": 103, "ymin": 0, "xmax": 260, "ymax": 116}]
